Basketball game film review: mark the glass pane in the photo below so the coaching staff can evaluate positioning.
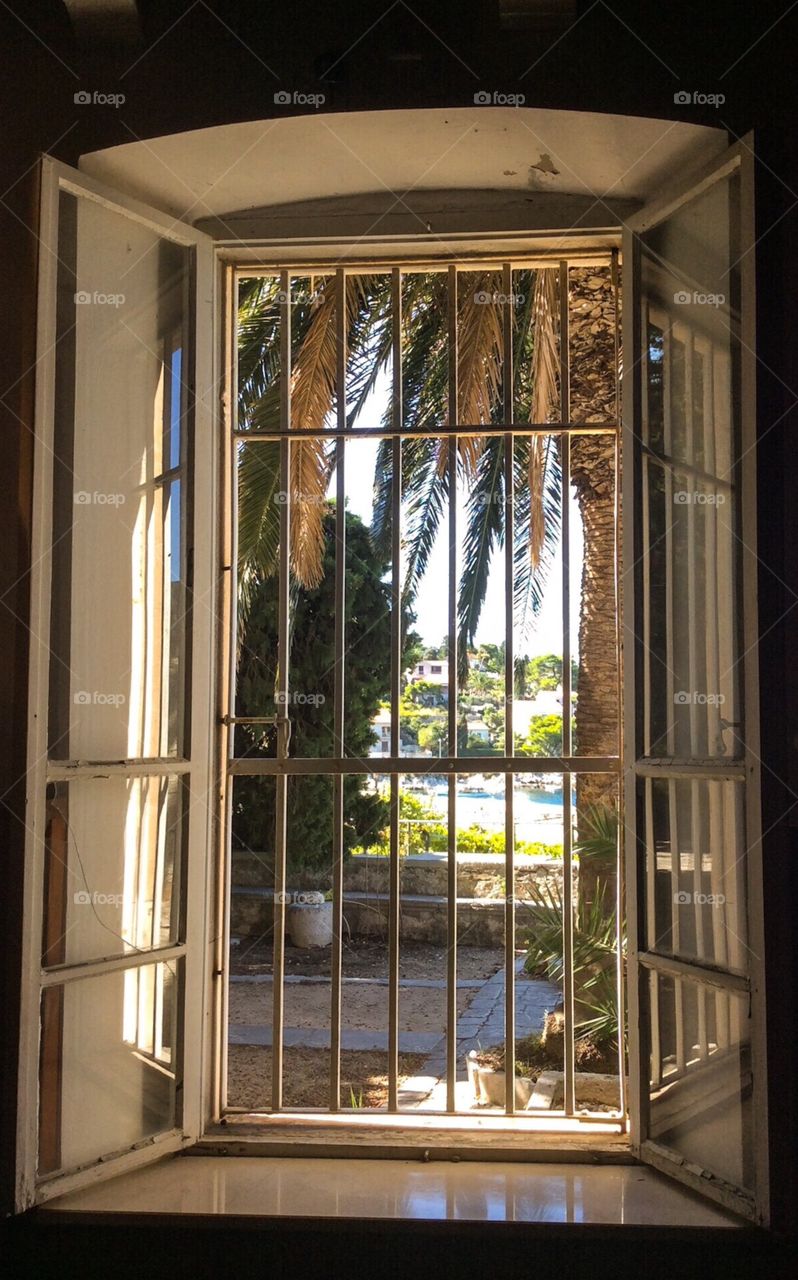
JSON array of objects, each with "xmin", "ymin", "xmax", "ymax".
[
  {"xmin": 644, "ymin": 777, "xmax": 748, "ymax": 970},
  {"xmin": 38, "ymin": 959, "xmax": 180, "ymax": 1176},
  {"xmin": 645, "ymin": 457, "xmax": 740, "ymax": 758},
  {"xmin": 48, "ymin": 190, "xmax": 190, "ymax": 760},
  {"xmin": 42, "ymin": 774, "xmax": 182, "ymax": 968},
  {"xmin": 648, "ymin": 972, "xmax": 753, "ymax": 1191},
  {"xmin": 641, "ymin": 174, "xmax": 739, "ymax": 472}
]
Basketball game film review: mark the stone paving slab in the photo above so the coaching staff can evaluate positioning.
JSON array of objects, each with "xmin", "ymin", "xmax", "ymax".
[{"xmin": 408, "ymin": 958, "xmax": 559, "ymax": 1101}]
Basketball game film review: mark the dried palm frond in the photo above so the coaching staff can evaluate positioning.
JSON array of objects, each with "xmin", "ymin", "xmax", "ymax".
[
  {"xmin": 527, "ymin": 269, "xmax": 560, "ymax": 569},
  {"xmin": 287, "ymin": 279, "xmax": 338, "ymax": 587},
  {"xmin": 440, "ymin": 272, "xmax": 503, "ymax": 477}
]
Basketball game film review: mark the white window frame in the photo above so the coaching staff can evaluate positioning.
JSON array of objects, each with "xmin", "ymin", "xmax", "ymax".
[{"xmin": 17, "ymin": 157, "xmax": 218, "ymax": 1208}]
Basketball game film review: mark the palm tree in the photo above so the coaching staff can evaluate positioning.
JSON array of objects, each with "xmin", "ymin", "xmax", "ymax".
[
  {"xmin": 237, "ymin": 268, "xmax": 563, "ymax": 672},
  {"xmin": 236, "ymin": 265, "xmax": 620, "ymax": 902},
  {"xmin": 567, "ymin": 267, "xmax": 621, "ymax": 909}
]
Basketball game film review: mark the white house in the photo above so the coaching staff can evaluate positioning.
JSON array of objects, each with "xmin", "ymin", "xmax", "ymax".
[
  {"xmin": 409, "ymin": 658, "xmax": 448, "ymax": 685},
  {"xmin": 370, "ymin": 707, "xmax": 391, "ymax": 755},
  {"xmin": 466, "ymin": 718, "xmax": 491, "ymax": 743}
]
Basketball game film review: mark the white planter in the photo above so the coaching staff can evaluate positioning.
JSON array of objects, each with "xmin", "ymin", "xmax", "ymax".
[
  {"xmin": 286, "ymin": 894, "xmax": 333, "ymax": 948},
  {"xmin": 467, "ymin": 1051, "xmax": 621, "ymax": 1110},
  {"xmin": 466, "ymin": 1052, "xmax": 533, "ymax": 1107}
]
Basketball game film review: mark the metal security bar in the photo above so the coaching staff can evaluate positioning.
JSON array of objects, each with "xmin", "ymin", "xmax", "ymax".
[{"xmin": 226, "ymin": 257, "xmax": 623, "ymax": 1130}]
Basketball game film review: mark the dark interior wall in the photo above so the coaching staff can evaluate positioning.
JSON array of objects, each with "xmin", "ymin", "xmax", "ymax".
[{"xmin": 1, "ymin": 0, "xmax": 796, "ymax": 1250}]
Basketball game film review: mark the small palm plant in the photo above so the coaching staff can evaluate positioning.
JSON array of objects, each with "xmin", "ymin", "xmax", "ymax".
[{"xmin": 521, "ymin": 804, "xmax": 621, "ymax": 1051}]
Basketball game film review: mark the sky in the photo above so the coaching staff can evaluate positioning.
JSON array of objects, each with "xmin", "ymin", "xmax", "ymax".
[{"xmin": 331, "ymin": 369, "xmax": 583, "ymax": 657}]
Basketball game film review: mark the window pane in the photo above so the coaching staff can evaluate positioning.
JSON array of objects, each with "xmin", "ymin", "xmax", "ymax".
[
  {"xmin": 645, "ymin": 457, "xmax": 740, "ymax": 758},
  {"xmin": 42, "ymin": 774, "xmax": 183, "ymax": 967},
  {"xmin": 648, "ymin": 972, "xmax": 753, "ymax": 1191},
  {"xmin": 48, "ymin": 190, "xmax": 190, "ymax": 760},
  {"xmin": 644, "ymin": 777, "xmax": 748, "ymax": 970},
  {"xmin": 38, "ymin": 959, "xmax": 180, "ymax": 1176},
  {"xmin": 641, "ymin": 174, "xmax": 739, "ymax": 473}
]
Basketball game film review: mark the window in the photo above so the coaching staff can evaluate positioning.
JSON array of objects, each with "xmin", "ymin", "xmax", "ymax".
[
  {"xmin": 223, "ymin": 260, "xmax": 622, "ymax": 1121},
  {"xmin": 19, "ymin": 136, "xmax": 766, "ymax": 1225}
]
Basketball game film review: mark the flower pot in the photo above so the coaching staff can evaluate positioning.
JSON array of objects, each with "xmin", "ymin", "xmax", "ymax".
[
  {"xmin": 466, "ymin": 1052, "xmax": 533, "ymax": 1107},
  {"xmin": 286, "ymin": 892, "xmax": 333, "ymax": 948}
]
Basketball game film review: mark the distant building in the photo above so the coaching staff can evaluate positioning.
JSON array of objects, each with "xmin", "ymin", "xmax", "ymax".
[
  {"xmin": 410, "ymin": 659, "xmax": 449, "ymax": 685},
  {"xmin": 370, "ymin": 707, "xmax": 391, "ymax": 755},
  {"xmin": 466, "ymin": 718, "xmax": 491, "ymax": 743}
]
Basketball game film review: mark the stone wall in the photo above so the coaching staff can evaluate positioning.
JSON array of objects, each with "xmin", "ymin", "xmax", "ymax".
[{"xmin": 230, "ymin": 850, "xmax": 576, "ymax": 946}]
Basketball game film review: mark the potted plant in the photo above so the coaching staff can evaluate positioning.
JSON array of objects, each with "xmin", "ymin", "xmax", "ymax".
[{"xmin": 286, "ymin": 890, "xmax": 334, "ymax": 948}]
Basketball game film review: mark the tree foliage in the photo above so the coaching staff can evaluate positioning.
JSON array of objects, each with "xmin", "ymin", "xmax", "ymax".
[{"xmin": 232, "ymin": 507, "xmax": 391, "ymax": 873}]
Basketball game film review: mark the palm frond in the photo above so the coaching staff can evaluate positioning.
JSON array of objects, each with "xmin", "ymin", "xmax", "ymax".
[
  {"xmin": 513, "ymin": 434, "xmax": 561, "ymax": 649},
  {"xmin": 457, "ymin": 437, "xmax": 505, "ymax": 682}
]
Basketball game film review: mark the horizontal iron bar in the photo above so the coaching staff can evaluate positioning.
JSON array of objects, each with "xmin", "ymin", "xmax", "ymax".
[
  {"xmin": 234, "ymin": 421, "xmax": 619, "ymax": 442},
  {"xmin": 638, "ymin": 950, "xmax": 750, "ymax": 994},
  {"xmin": 41, "ymin": 942, "xmax": 187, "ymax": 987},
  {"xmin": 229, "ymin": 755, "xmax": 620, "ymax": 776},
  {"xmin": 221, "ymin": 715, "xmax": 277, "ymax": 725},
  {"xmin": 633, "ymin": 758, "xmax": 746, "ymax": 780}
]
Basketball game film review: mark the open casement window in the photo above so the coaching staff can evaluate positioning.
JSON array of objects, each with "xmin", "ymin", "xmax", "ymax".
[
  {"xmin": 17, "ymin": 158, "xmax": 217, "ymax": 1207},
  {"xmin": 622, "ymin": 136, "xmax": 768, "ymax": 1223}
]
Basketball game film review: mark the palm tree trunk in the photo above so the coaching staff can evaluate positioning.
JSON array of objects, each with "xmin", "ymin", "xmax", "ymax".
[{"xmin": 568, "ymin": 267, "xmax": 621, "ymax": 913}]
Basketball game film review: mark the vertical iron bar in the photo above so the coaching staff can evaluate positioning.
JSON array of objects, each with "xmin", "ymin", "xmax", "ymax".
[
  {"xmin": 502, "ymin": 262, "xmax": 516, "ymax": 1115},
  {"xmin": 272, "ymin": 269, "xmax": 292, "ymax": 1112},
  {"xmin": 388, "ymin": 268, "xmax": 402, "ymax": 1110},
  {"xmin": 560, "ymin": 259, "xmax": 576, "ymax": 1117},
  {"xmin": 446, "ymin": 265, "xmax": 459, "ymax": 1113},
  {"xmin": 330, "ymin": 269, "xmax": 346, "ymax": 1110},
  {"xmin": 611, "ymin": 250, "xmax": 627, "ymax": 1119}
]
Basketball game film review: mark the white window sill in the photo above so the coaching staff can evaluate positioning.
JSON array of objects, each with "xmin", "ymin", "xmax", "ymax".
[{"xmin": 43, "ymin": 1155, "xmax": 742, "ymax": 1228}]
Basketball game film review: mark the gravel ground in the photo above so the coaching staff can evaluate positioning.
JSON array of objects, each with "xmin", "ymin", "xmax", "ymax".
[
  {"xmin": 229, "ymin": 980, "xmax": 475, "ymax": 1033},
  {"xmin": 231, "ymin": 939, "xmax": 505, "ymax": 981},
  {"xmin": 227, "ymin": 1046, "xmax": 427, "ymax": 1110}
]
